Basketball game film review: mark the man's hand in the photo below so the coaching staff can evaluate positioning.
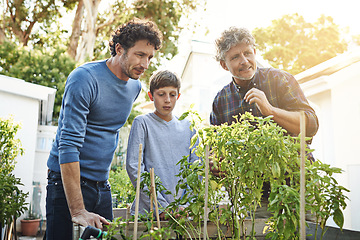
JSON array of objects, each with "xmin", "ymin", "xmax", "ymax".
[
  {"xmin": 159, "ymin": 211, "xmax": 166, "ymax": 221},
  {"xmin": 159, "ymin": 206, "xmax": 188, "ymax": 220},
  {"xmin": 244, "ymin": 88, "xmax": 274, "ymax": 116},
  {"xmin": 60, "ymin": 162, "xmax": 109, "ymax": 229},
  {"xmin": 209, "ymin": 154, "xmax": 226, "ymax": 178},
  {"xmin": 209, "ymin": 160, "xmax": 222, "ymax": 177},
  {"xmin": 245, "ymin": 88, "xmax": 302, "ymax": 135},
  {"xmin": 72, "ymin": 209, "xmax": 110, "ymax": 229}
]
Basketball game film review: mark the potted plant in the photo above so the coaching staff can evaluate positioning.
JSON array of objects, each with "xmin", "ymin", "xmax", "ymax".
[
  {"xmin": 20, "ymin": 205, "xmax": 41, "ymax": 236},
  {"xmin": 0, "ymin": 117, "xmax": 28, "ymax": 239}
]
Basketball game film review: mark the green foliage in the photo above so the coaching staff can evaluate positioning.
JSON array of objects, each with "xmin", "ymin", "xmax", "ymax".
[
  {"xmin": 0, "ymin": 41, "xmax": 76, "ymax": 122},
  {"xmin": 108, "ymin": 166, "xmax": 135, "ymax": 208},
  {"xmin": 168, "ymin": 110, "xmax": 349, "ymax": 240},
  {"xmin": 23, "ymin": 204, "xmax": 41, "ymax": 220},
  {"xmin": 0, "ymin": 116, "xmax": 28, "ymax": 226},
  {"xmin": 103, "ymin": 217, "xmax": 129, "ymax": 240},
  {"xmin": 1, "ymin": 1, "xmax": 204, "ymax": 123},
  {"xmin": 139, "ymin": 171, "xmax": 172, "ymax": 198},
  {"xmin": 305, "ymin": 160, "xmax": 349, "ymax": 239},
  {"xmin": 126, "ymin": 103, "xmax": 142, "ymax": 126},
  {"xmin": 0, "ymin": 0, "xmax": 70, "ymax": 45},
  {"xmin": 106, "ymin": 110, "xmax": 349, "ymax": 239},
  {"xmin": 95, "ymin": 0, "xmax": 205, "ymax": 86},
  {"xmin": 253, "ymin": 14, "xmax": 348, "ymax": 75}
]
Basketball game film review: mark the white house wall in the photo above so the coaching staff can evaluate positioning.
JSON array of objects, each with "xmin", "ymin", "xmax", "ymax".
[
  {"xmin": 300, "ymin": 60, "xmax": 360, "ymax": 231},
  {"xmin": 34, "ymin": 125, "xmax": 57, "ymax": 219},
  {"xmin": 176, "ymin": 51, "xmax": 231, "ymax": 122},
  {"xmin": 1, "ymin": 75, "xmax": 56, "ymax": 232},
  {"xmin": 329, "ymin": 62, "xmax": 360, "ymax": 230}
]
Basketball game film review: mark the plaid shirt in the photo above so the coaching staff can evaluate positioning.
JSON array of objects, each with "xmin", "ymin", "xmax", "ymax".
[{"xmin": 210, "ymin": 67, "xmax": 319, "ymax": 137}]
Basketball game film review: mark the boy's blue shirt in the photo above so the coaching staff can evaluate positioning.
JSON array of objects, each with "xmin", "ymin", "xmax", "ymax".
[
  {"xmin": 47, "ymin": 60, "xmax": 141, "ymax": 181},
  {"xmin": 126, "ymin": 112, "xmax": 198, "ymax": 215}
]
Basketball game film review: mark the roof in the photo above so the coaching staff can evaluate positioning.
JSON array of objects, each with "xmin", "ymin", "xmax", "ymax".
[
  {"xmin": 0, "ymin": 74, "xmax": 57, "ymax": 125},
  {"xmin": 296, "ymin": 47, "xmax": 360, "ymax": 83}
]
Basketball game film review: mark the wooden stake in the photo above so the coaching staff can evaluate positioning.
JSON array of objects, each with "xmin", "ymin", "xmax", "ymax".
[
  {"xmin": 133, "ymin": 144, "xmax": 143, "ymax": 240},
  {"xmin": 300, "ymin": 112, "xmax": 306, "ymax": 240},
  {"xmin": 203, "ymin": 145, "xmax": 210, "ymax": 240},
  {"xmin": 150, "ymin": 186, "xmax": 154, "ymax": 231},
  {"xmin": 150, "ymin": 168, "xmax": 161, "ymax": 229}
]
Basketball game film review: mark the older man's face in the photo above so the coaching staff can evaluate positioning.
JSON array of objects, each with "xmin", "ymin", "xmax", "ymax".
[{"xmin": 220, "ymin": 42, "xmax": 257, "ymax": 84}]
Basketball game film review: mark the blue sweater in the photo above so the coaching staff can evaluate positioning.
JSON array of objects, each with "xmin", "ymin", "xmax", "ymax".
[
  {"xmin": 48, "ymin": 60, "xmax": 141, "ymax": 181},
  {"xmin": 126, "ymin": 113, "xmax": 198, "ymax": 215}
]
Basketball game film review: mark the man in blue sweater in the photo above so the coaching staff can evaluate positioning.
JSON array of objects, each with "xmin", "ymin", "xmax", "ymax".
[{"xmin": 45, "ymin": 19, "xmax": 162, "ymax": 239}]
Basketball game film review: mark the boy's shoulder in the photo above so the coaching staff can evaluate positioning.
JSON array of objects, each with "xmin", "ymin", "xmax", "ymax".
[{"xmin": 133, "ymin": 112, "xmax": 160, "ymax": 124}]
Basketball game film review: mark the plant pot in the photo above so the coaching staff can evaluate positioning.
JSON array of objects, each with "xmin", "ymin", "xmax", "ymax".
[{"xmin": 20, "ymin": 219, "xmax": 41, "ymax": 236}]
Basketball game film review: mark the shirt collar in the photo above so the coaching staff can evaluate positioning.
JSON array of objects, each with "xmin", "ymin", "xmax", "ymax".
[{"xmin": 231, "ymin": 68, "xmax": 259, "ymax": 92}]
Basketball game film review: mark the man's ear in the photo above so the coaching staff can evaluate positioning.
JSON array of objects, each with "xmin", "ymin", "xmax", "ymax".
[
  {"xmin": 177, "ymin": 93, "xmax": 181, "ymax": 100},
  {"xmin": 147, "ymin": 91, "xmax": 154, "ymax": 101},
  {"xmin": 115, "ymin": 43, "xmax": 124, "ymax": 56},
  {"xmin": 220, "ymin": 60, "xmax": 229, "ymax": 71}
]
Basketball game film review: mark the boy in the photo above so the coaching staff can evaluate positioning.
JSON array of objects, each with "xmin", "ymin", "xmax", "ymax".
[{"xmin": 126, "ymin": 70, "xmax": 198, "ymax": 219}]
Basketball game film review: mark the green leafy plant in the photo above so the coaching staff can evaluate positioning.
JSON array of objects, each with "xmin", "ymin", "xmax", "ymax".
[
  {"xmin": 108, "ymin": 166, "xmax": 135, "ymax": 208},
  {"xmin": 305, "ymin": 160, "xmax": 349, "ymax": 239},
  {"xmin": 23, "ymin": 205, "xmax": 41, "ymax": 220},
  {"xmin": 103, "ymin": 217, "xmax": 129, "ymax": 240},
  {"xmin": 168, "ymin": 110, "xmax": 349, "ymax": 240},
  {"xmin": 105, "ymin": 110, "xmax": 349, "ymax": 240},
  {"xmin": 0, "ymin": 116, "xmax": 28, "ymax": 226}
]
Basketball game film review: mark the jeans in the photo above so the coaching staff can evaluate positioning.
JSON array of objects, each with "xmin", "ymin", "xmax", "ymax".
[{"xmin": 45, "ymin": 171, "xmax": 113, "ymax": 240}]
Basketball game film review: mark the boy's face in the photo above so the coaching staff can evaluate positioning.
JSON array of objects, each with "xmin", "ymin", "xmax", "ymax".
[{"xmin": 149, "ymin": 86, "xmax": 180, "ymax": 122}]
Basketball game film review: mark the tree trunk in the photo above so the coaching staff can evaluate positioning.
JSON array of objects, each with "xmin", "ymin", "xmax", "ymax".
[
  {"xmin": 67, "ymin": 0, "xmax": 85, "ymax": 59},
  {"xmin": 0, "ymin": 27, "xmax": 6, "ymax": 43},
  {"xmin": 75, "ymin": 0, "xmax": 101, "ymax": 62}
]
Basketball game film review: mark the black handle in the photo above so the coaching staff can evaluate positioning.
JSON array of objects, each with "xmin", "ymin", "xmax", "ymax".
[{"xmin": 79, "ymin": 225, "xmax": 107, "ymax": 240}]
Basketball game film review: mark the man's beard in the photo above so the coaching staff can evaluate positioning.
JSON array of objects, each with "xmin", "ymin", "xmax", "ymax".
[{"xmin": 234, "ymin": 72, "xmax": 255, "ymax": 81}]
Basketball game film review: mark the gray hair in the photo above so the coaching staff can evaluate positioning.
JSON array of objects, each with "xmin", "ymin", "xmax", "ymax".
[{"xmin": 215, "ymin": 27, "xmax": 256, "ymax": 62}]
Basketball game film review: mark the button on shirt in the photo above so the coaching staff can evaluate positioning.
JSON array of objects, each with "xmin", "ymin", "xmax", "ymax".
[{"xmin": 210, "ymin": 67, "xmax": 319, "ymax": 137}]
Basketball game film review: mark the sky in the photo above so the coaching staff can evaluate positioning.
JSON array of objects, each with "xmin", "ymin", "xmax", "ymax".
[
  {"xmin": 162, "ymin": 0, "xmax": 360, "ymax": 72},
  {"xmin": 181, "ymin": 0, "xmax": 360, "ymax": 44}
]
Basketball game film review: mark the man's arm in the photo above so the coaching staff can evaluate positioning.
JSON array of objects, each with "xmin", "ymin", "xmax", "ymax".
[
  {"xmin": 244, "ymin": 88, "xmax": 302, "ymax": 135},
  {"xmin": 60, "ymin": 162, "xmax": 109, "ymax": 229}
]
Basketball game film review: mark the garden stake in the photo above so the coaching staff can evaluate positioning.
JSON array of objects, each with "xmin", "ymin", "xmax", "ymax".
[
  {"xmin": 150, "ymin": 168, "xmax": 161, "ymax": 229},
  {"xmin": 203, "ymin": 145, "xmax": 209, "ymax": 240},
  {"xmin": 133, "ymin": 143, "xmax": 143, "ymax": 240},
  {"xmin": 300, "ymin": 111, "xmax": 306, "ymax": 240},
  {"xmin": 150, "ymin": 183, "xmax": 154, "ymax": 231}
]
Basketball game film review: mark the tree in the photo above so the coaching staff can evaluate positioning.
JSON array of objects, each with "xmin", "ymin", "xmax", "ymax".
[
  {"xmin": 252, "ymin": 14, "xmax": 348, "ymax": 75},
  {"xmin": 0, "ymin": 0, "xmax": 203, "ymax": 62},
  {"xmin": 0, "ymin": 0, "xmax": 205, "ymax": 121},
  {"xmin": 0, "ymin": 0, "xmax": 77, "ymax": 45},
  {"xmin": 0, "ymin": 41, "xmax": 76, "ymax": 121}
]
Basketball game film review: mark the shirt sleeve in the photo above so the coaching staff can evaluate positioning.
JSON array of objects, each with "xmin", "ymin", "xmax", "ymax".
[
  {"xmin": 278, "ymin": 72, "xmax": 319, "ymax": 137},
  {"xmin": 58, "ymin": 68, "xmax": 96, "ymax": 164},
  {"xmin": 210, "ymin": 93, "xmax": 222, "ymax": 126}
]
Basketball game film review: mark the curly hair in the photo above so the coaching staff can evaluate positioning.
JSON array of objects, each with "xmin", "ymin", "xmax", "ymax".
[
  {"xmin": 109, "ymin": 18, "xmax": 163, "ymax": 57},
  {"xmin": 149, "ymin": 70, "xmax": 181, "ymax": 95},
  {"xmin": 215, "ymin": 27, "xmax": 256, "ymax": 62}
]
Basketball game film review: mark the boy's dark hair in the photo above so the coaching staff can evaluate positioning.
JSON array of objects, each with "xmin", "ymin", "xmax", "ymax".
[
  {"xmin": 149, "ymin": 70, "xmax": 181, "ymax": 94},
  {"xmin": 109, "ymin": 18, "xmax": 163, "ymax": 56}
]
